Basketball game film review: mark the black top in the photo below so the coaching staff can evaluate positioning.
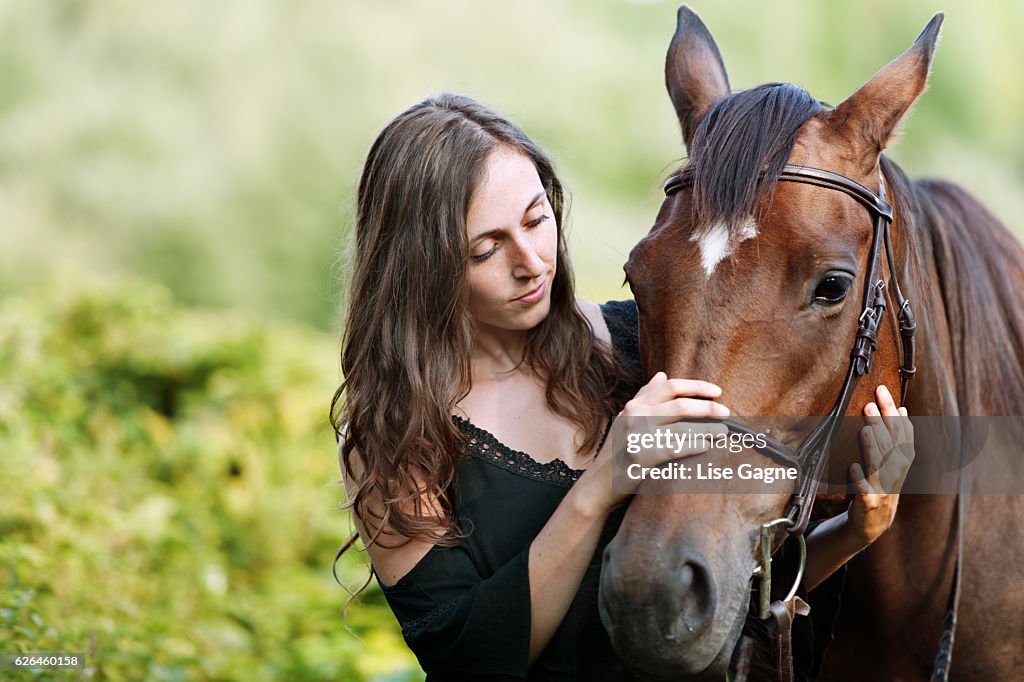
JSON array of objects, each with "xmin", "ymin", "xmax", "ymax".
[{"xmin": 378, "ymin": 300, "xmax": 644, "ymax": 681}]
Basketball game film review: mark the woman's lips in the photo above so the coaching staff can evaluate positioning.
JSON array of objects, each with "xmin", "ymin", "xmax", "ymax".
[{"xmin": 515, "ymin": 280, "xmax": 546, "ymax": 304}]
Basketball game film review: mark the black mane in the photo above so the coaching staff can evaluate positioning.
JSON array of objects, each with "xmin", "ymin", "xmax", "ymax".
[{"xmin": 680, "ymin": 83, "xmax": 823, "ymax": 237}]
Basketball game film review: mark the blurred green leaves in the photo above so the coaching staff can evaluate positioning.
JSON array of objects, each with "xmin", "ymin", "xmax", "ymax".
[
  {"xmin": 0, "ymin": 278, "xmax": 418, "ymax": 680},
  {"xmin": 1, "ymin": 1, "xmax": 1019, "ymax": 328}
]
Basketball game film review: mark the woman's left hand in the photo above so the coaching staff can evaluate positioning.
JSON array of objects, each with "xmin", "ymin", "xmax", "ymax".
[{"xmin": 847, "ymin": 384, "xmax": 915, "ymax": 546}]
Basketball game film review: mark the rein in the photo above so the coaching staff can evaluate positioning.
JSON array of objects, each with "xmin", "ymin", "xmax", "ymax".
[{"xmin": 662, "ymin": 164, "xmax": 963, "ymax": 680}]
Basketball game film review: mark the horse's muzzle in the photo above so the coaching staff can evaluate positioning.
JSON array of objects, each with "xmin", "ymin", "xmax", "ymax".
[{"xmin": 599, "ymin": 536, "xmax": 736, "ymax": 680}]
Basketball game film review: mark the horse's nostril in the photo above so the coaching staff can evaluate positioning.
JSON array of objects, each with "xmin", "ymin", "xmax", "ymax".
[{"xmin": 654, "ymin": 553, "xmax": 715, "ymax": 643}]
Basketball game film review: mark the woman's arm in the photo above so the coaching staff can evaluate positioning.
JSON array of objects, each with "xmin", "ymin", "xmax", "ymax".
[
  {"xmin": 346, "ymin": 371, "xmax": 730, "ymax": 671},
  {"xmin": 526, "ymin": 371, "xmax": 730, "ymax": 662},
  {"xmin": 524, "ymin": 483, "xmax": 613, "ymax": 663},
  {"xmin": 804, "ymin": 384, "xmax": 914, "ymax": 590}
]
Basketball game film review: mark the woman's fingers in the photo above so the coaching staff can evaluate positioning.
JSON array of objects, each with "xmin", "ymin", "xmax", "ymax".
[
  {"xmin": 862, "ymin": 426, "xmax": 884, "ymax": 489},
  {"xmin": 861, "ymin": 425, "xmax": 897, "ymax": 490},
  {"xmin": 632, "ymin": 372, "xmax": 718, "ymax": 399},
  {"xmin": 875, "ymin": 384, "xmax": 898, "ymax": 413},
  {"xmin": 863, "ymin": 402, "xmax": 895, "ymax": 456},
  {"xmin": 897, "ymin": 406, "xmax": 915, "ymax": 450},
  {"xmin": 671, "ymin": 378, "xmax": 723, "ymax": 398},
  {"xmin": 638, "ymin": 376, "xmax": 723, "ymax": 403},
  {"xmin": 644, "ymin": 397, "xmax": 730, "ymax": 424},
  {"xmin": 624, "ymin": 374, "xmax": 729, "ymax": 424},
  {"xmin": 860, "ymin": 421, "xmax": 914, "ymax": 493},
  {"xmin": 872, "ymin": 384, "xmax": 909, "ymax": 443},
  {"xmin": 850, "ymin": 462, "xmax": 874, "ymax": 496}
]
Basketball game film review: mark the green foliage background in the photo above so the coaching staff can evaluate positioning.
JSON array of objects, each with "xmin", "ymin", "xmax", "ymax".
[
  {"xmin": 1, "ymin": 1, "xmax": 1021, "ymax": 679},
  {"xmin": 0, "ymin": 278, "xmax": 416, "ymax": 680}
]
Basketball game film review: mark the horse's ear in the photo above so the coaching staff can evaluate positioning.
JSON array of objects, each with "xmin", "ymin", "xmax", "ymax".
[
  {"xmin": 665, "ymin": 5, "xmax": 731, "ymax": 150},
  {"xmin": 827, "ymin": 13, "xmax": 944, "ymax": 169}
]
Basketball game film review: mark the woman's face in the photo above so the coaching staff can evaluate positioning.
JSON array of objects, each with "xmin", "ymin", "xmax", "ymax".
[{"xmin": 465, "ymin": 147, "xmax": 558, "ymax": 334}]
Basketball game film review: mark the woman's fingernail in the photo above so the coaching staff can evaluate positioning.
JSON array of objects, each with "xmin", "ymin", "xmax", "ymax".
[
  {"xmin": 715, "ymin": 404, "xmax": 730, "ymax": 417},
  {"xmin": 866, "ymin": 403, "xmax": 878, "ymax": 416},
  {"xmin": 880, "ymin": 385, "xmax": 892, "ymax": 398}
]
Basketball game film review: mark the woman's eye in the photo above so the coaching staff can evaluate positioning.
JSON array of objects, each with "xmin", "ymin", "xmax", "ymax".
[
  {"xmin": 813, "ymin": 275, "xmax": 852, "ymax": 305},
  {"xmin": 525, "ymin": 214, "xmax": 550, "ymax": 229},
  {"xmin": 471, "ymin": 246, "xmax": 497, "ymax": 262}
]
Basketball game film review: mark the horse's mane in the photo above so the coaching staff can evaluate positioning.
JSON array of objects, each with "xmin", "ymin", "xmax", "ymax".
[
  {"xmin": 680, "ymin": 82, "xmax": 823, "ymax": 237},
  {"xmin": 883, "ymin": 158, "xmax": 1024, "ymax": 416}
]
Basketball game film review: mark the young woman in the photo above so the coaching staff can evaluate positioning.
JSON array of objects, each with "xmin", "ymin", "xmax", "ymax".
[{"xmin": 333, "ymin": 93, "xmax": 913, "ymax": 680}]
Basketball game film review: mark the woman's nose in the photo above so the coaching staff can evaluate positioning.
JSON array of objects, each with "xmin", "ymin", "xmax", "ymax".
[{"xmin": 511, "ymin": 236, "xmax": 546, "ymax": 278}]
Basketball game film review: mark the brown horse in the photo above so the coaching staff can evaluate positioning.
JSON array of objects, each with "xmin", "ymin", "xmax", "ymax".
[{"xmin": 599, "ymin": 6, "xmax": 1024, "ymax": 680}]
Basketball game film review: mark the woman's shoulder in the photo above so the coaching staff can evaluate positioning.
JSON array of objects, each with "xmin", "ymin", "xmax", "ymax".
[
  {"xmin": 576, "ymin": 299, "xmax": 637, "ymax": 341},
  {"xmin": 578, "ymin": 299, "xmax": 642, "ymax": 387},
  {"xmin": 338, "ymin": 437, "xmax": 445, "ymax": 587},
  {"xmin": 576, "ymin": 299, "xmax": 611, "ymax": 345},
  {"xmin": 578, "ymin": 298, "xmax": 638, "ymax": 352}
]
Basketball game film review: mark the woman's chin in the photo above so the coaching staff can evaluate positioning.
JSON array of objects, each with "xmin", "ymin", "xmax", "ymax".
[{"xmin": 519, "ymin": 302, "xmax": 552, "ymax": 330}]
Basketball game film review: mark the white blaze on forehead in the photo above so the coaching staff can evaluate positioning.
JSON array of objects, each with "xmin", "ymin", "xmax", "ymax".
[{"xmin": 691, "ymin": 216, "xmax": 759, "ymax": 278}]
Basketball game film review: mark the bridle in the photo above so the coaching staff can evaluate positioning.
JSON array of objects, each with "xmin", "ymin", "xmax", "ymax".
[
  {"xmin": 663, "ymin": 166, "xmax": 916, "ymax": 540},
  {"xmin": 664, "ymin": 165, "xmax": 965, "ymax": 682},
  {"xmin": 662, "ymin": 163, "xmax": 922, "ymax": 679}
]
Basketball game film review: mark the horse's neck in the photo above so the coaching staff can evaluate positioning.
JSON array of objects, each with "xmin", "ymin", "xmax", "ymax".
[
  {"xmin": 820, "ymin": 492, "xmax": 957, "ymax": 678},
  {"xmin": 824, "ymin": 173, "xmax": 1024, "ymax": 677},
  {"xmin": 901, "ymin": 233, "xmax": 959, "ymax": 418},
  {"xmin": 823, "ymin": 179, "xmax": 989, "ymax": 676},
  {"xmin": 898, "ymin": 174, "xmax": 1024, "ymax": 418}
]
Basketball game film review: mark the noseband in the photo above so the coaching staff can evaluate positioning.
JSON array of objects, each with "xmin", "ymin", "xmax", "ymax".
[{"xmin": 663, "ymin": 164, "xmax": 917, "ymax": 539}]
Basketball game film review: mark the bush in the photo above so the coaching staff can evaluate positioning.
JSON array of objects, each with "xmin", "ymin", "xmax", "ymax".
[{"xmin": 0, "ymin": 276, "xmax": 419, "ymax": 681}]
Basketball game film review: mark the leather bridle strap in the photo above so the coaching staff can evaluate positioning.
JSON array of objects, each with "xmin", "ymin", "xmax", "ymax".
[
  {"xmin": 664, "ymin": 163, "xmax": 917, "ymax": 536},
  {"xmin": 776, "ymin": 165, "xmax": 916, "ymax": 403},
  {"xmin": 664, "ymin": 163, "xmax": 924, "ymax": 682}
]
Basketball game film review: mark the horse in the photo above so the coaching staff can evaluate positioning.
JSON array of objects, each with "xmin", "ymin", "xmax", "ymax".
[{"xmin": 598, "ymin": 6, "xmax": 1024, "ymax": 680}]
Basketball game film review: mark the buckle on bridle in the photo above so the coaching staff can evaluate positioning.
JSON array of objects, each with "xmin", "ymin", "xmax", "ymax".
[{"xmin": 753, "ymin": 517, "xmax": 806, "ymax": 619}]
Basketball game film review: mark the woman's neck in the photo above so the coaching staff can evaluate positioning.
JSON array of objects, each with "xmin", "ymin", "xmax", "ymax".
[{"xmin": 470, "ymin": 325, "xmax": 531, "ymax": 379}]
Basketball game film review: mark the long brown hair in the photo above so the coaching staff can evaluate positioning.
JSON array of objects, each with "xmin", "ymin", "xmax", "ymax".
[{"xmin": 332, "ymin": 93, "xmax": 629, "ymax": 567}]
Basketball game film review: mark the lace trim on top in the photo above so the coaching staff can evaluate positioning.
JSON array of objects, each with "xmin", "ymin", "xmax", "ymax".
[
  {"xmin": 451, "ymin": 414, "xmax": 583, "ymax": 488},
  {"xmin": 400, "ymin": 595, "xmax": 461, "ymax": 642}
]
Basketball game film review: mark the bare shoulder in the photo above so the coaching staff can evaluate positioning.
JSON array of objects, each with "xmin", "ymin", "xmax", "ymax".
[
  {"xmin": 576, "ymin": 299, "xmax": 611, "ymax": 346},
  {"xmin": 338, "ymin": 437, "xmax": 440, "ymax": 587}
]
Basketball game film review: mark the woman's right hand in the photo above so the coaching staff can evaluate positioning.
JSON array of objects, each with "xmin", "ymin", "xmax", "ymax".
[{"xmin": 577, "ymin": 371, "xmax": 731, "ymax": 513}]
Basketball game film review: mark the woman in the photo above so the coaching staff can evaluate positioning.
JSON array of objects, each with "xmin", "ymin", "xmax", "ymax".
[{"xmin": 332, "ymin": 93, "xmax": 913, "ymax": 680}]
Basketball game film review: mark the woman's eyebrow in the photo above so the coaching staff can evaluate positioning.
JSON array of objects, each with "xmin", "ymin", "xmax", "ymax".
[
  {"xmin": 469, "ymin": 228, "xmax": 503, "ymax": 243},
  {"xmin": 522, "ymin": 191, "xmax": 546, "ymax": 215},
  {"xmin": 469, "ymin": 191, "xmax": 548, "ymax": 242}
]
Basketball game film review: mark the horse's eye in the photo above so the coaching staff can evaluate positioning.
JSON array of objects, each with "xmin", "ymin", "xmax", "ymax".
[{"xmin": 813, "ymin": 275, "xmax": 852, "ymax": 305}]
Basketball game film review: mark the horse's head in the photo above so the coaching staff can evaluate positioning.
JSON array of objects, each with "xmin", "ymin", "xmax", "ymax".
[{"xmin": 599, "ymin": 6, "xmax": 941, "ymax": 678}]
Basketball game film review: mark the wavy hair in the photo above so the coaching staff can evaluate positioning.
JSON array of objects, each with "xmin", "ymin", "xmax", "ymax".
[{"xmin": 332, "ymin": 94, "xmax": 631, "ymax": 573}]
